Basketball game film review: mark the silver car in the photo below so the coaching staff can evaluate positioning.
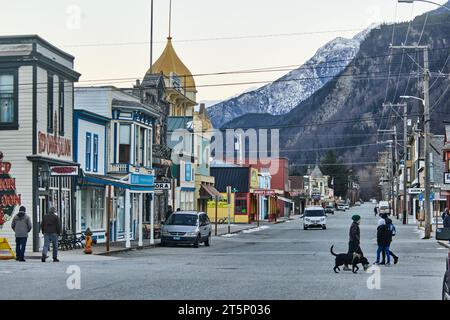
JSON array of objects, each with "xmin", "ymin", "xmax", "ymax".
[{"xmin": 161, "ymin": 211, "xmax": 211, "ymax": 248}]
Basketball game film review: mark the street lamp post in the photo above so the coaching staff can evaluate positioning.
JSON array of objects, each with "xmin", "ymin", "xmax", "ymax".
[{"xmin": 398, "ymin": 0, "xmax": 450, "ymax": 11}]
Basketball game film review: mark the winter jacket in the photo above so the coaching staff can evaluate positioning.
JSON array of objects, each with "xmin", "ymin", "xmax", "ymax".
[
  {"xmin": 377, "ymin": 224, "xmax": 391, "ymax": 247},
  {"xmin": 385, "ymin": 218, "xmax": 396, "ymax": 243},
  {"xmin": 41, "ymin": 212, "xmax": 62, "ymax": 235},
  {"xmin": 444, "ymin": 214, "xmax": 450, "ymax": 228},
  {"xmin": 349, "ymin": 222, "xmax": 360, "ymax": 245},
  {"xmin": 11, "ymin": 212, "xmax": 32, "ymax": 238}
]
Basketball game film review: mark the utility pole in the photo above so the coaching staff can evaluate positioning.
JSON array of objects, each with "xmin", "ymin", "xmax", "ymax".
[{"xmin": 391, "ymin": 45, "xmax": 431, "ymax": 238}]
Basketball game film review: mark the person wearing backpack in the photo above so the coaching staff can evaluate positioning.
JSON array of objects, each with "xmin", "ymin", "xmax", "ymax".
[
  {"xmin": 375, "ymin": 219, "xmax": 392, "ymax": 266},
  {"xmin": 381, "ymin": 217, "xmax": 399, "ymax": 265}
]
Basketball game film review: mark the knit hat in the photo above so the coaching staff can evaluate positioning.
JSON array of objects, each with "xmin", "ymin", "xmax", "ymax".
[
  {"xmin": 18, "ymin": 206, "xmax": 26, "ymax": 213},
  {"xmin": 49, "ymin": 207, "xmax": 56, "ymax": 214},
  {"xmin": 352, "ymin": 215, "xmax": 361, "ymax": 222},
  {"xmin": 378, "ymin": 219, "xmax": 386, "ymax": 226}
]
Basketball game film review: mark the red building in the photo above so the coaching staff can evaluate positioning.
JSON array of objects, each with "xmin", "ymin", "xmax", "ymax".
[{"xmin": 241, "ymin": 157, "xmax": 293, "ymax": 218}]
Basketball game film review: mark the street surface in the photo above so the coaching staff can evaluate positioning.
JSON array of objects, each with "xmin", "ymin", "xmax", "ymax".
[{"xmin": 1, "ymin": 203, "xmax": 446, "ymax": 300}]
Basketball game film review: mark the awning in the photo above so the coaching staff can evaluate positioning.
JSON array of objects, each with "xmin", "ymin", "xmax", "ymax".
[
  {"xmin": 200, "ymin": 184, "xmax": 222, "ymax": 200},
  {"xmin": 79, "ymin": 174, "xmax": 154, "ymax": 192},
  {"xmin": 277, "ymin": 196, "xmax": 295, "ymax": 204}
]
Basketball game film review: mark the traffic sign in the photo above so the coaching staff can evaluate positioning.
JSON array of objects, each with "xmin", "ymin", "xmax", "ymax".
[
  {"xmin": 408, "ymin": 188, "xmax": 425, "ymax": 195},
  {"xmin": 419, "ymin": 193, "xmax": 424, "ymax": 202}
]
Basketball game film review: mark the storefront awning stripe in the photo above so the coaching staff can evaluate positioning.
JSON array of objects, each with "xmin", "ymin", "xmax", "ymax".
[
  {"xmin": 81, "ymin": 175, "xmax": 154, "ymax": 191},
  {"xmin": 277, "ymin": 196, "xmax": 294, "ymax": 204},
  {"xmin": 200, "ymin": 184, "xmax": 223, "ymax": 199}
]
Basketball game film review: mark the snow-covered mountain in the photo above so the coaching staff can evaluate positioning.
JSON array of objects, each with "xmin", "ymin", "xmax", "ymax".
[{"xmin": 207, "ymin": 25, "xmax": 375, "ymax": 128}]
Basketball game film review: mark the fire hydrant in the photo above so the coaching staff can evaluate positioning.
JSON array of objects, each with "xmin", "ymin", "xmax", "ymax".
[{"xmin": 84, "ymin": 228, "xmax": 93, "ymax": 254}]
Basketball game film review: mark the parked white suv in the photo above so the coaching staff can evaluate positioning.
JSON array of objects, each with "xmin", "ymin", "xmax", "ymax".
[{"xmin": 303, "ymin": 207, "xmax": 327, "ymax": 230}]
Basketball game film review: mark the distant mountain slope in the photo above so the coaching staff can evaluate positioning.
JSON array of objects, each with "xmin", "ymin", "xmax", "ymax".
[
  {"xmin": 207, "ymin": 26, "xmax": 374, "ymax": 128},
  {"xmin": 224, "ymin": 7, "xmax": 450, "ymax": 197}
]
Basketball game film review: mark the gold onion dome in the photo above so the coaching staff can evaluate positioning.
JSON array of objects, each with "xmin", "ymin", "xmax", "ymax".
[{"xmin": 148, "ymin": 37, "xmax": 197, "ymax": 93}]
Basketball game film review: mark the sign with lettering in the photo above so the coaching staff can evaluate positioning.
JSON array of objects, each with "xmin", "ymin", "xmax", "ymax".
[
  {"xmin": 0, "ymin": 152, "xmax": 21, "ymax": 228},
  {"xmin": 444, "ymin": 172, "xmax": 450, "ymax": 184},
  {"xmin": 50, "ymin": 166, "xmax": 79, "ymax": 176},
  {"xmin": 38, "ymin": 131, "xmax": 72, "ymax": 157},
  {"xmin": 408, "ymin": 188, "xmax": 425, "ymax": 195},
  {"xmin": 154, "ymin": 182, "xmax": 171, "ymax": 190}
]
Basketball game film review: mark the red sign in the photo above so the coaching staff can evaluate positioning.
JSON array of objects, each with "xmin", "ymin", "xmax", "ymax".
[
  {"xmin": 38, "ymin": 131, "xmax": 72, "ymax": 157},
  {"xmin": 50, "ymin": 166, "xmax": 78, "ymax": 176},
  {"xmin": 253, "ymin": 189, "xmax": 275, "ymax": 196},
  {"xmin": 0, "ymin": 152, "xmax": 21, "ymax": 227}
]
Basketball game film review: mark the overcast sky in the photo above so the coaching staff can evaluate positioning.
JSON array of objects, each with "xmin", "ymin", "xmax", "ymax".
[{"xmin": 1, "ymin": 0, "xmax": 443, "ymax": 102}]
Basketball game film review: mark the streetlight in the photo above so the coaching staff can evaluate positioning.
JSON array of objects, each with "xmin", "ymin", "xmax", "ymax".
[
  {"xmin": 400, "ymin": 94, "xmax": 432, "ymax": 238},
  {"xmin": 398, "ymin": 0, "xmax": 450, "ymax": 11}
]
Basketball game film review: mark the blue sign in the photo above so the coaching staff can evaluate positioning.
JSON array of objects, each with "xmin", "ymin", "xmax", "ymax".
[
  {"xmin": 185, "ymin": 163, "xmax": 191, "ymax": 181},
  {"xmin": 430, "ymin": 192, "xmax": 435, "ymax": 201},
  {"xmin": 130, "ymin": 173, "xmax": 154, "ymax": 186},
  {"xmin": 419, "ymin": 193, "xmax": 424, "ymax": 202}
]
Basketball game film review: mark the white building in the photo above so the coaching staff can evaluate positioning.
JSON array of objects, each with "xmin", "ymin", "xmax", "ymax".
[{"xmin": 0, "ymin": 35, "xmax": 80, "ymax": 252}]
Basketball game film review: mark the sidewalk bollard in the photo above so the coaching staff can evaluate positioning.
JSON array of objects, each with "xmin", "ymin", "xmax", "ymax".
[{"xmin": 84, "ymin": 228, "xmax": 93, "ymax": 254}]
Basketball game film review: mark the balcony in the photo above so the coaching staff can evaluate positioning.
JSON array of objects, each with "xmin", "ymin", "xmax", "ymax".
[{"xmin": 109, "ymin": 163, "xmax": 155, "ymax": 176}]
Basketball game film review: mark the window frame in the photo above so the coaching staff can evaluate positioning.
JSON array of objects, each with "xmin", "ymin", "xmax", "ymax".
[
  {"xmin": 86, "ymin": 132, "xmax": 92, "ymax": 172},
  {"xmin": 58, "ymin": 77, "xmax": 65, "ymax": 136},
  {"xmin": 47, "ymin": 73, "xmax": 54, "ymax": 133},
  {"xmin": 93, "ymin": 134, "xmax": 99, "ymax": 173},
  {"xmin": 0, "ymin": 69, "xmax": 19, "ymax": 130}
]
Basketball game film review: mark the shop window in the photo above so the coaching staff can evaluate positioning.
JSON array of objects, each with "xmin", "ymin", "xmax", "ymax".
[
  {"xmin": 47, "ymin": 74, "xmax": 54, "ymax": 133},
  {"xmin": 58, "ymin": 78, "xmax": 65, "ymax": 135},
  {"xmin": 0, "ymin": 72, "xmax": 17, "ymax": 129},
  {"xmin": 85, "ymin": 133, "xmax": 91, "ymax": 171},
  {"xmin": 93, "ymin": 134, "xmax": 98, "ymax": 173},
  {"xmin": 235, "ymin": 198, "xmax": 248, "ymax": 215},
  {"xmin": 119, "ymin": 124, "xmax": 131, "ymax": 163},
  {"xmin": 90, "ymin": 189, "xmax": 105, "ymax": 230}
]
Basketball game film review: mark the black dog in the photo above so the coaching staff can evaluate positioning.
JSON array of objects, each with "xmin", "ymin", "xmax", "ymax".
[{"xmin": 330, "ymin": 245, "xmax": 370, "ymax": 273}]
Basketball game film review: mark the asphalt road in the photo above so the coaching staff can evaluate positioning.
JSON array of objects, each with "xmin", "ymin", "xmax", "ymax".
[{"xmin": 1, "ymin": 203, "xmax": 446, "ymax": 300}]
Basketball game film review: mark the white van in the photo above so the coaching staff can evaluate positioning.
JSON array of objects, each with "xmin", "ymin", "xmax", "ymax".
[{"xmin": 378, "ymin": 201, "xmax": 390, "ymax": 215}]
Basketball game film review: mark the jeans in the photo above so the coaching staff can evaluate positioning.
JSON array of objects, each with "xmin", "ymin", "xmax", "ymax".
[
  {"xmin": 15, "ymin": 237, "xmax": 27, "ymax": 260},
  {"xmin": 376, "ymin": 246, "xmax": 390, "ymax": 264},
  {"xmin": 42, "ymin": 233, "xmax": 58, "ymax": 259}
]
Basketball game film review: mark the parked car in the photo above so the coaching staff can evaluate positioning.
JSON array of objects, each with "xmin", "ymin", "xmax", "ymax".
[
  {"xmin": 443, "ymin": 252, "xmax": 450, "ymax": 300},
  {"xmin": 355, "ymin": 201, "xmax": 361, "ymax": 206},
  {"xmin": 161, "ymin": 211, "xmax": 211, "ymax": 248},
  {"xmin": 371, "ymin": 198, "xmax": 377, "ymax": 204},
  {"xmin": 303, "ymin": 207, "xmax": 327, "ymax": 230},
  {"xmin": 325, "ymin": 204, "xmax": 335, "ymax": 215},
  {"xmin": 344, "ymin": 202, "xmax": 350, "ymax": 210},
  {"xmin": 337, "ymin": 202, "xmax": 346, "ymax": 211}
]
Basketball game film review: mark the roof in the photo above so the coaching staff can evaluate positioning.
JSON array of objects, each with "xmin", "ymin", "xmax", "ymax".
[
  {"xmin": 148, "ymin": 37, "xmax": 196, "ymax": 92},
  {"xmin": 310, "ymin": 166, "xmax": 324, "ymax": 179},
  {"xmin": 167, "ymin": 116, "xmax": 193, "ymax": 132},
  {"xmin": 210, "ymin": 167, "xmax": 250, "ymax": 193}
]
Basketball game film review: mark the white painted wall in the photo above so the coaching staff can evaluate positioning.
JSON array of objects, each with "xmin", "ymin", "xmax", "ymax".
[{"xmin": 77, "ymin": 119, "xmax": 106, "ymax": 175}]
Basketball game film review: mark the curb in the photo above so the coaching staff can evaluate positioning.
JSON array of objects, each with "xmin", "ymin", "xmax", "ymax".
[{"xmin": 438, "ymin": 240, "xmax": 450, "ymax": 249}]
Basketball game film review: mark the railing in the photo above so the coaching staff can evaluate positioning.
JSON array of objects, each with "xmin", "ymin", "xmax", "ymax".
[{"xmin": 109, "ymin": 163, "xmax": 155, "ymax": 175}]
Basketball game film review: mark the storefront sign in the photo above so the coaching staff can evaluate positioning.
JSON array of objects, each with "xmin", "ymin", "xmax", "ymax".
[
  {"xmin": 0, "ymin": 152, "xmax": 21, "ymax": 228},
  {"xmin": 38, "ymin": 131, "xmax": 71, "ymax": 157},
  {"xmin": 444, "ymin": 172, "xmax": 450, "ymax": 184},
  {"xmin": 250, "ymin": 168, "xmax": 259, "ymax": 189},
  {"xmin": 50, "ymin": 166, "xmax": 79, "ymax": 176},
  {"xmin": 252, "ymin": 189, "xmax": 275, "ymax": 196},
  {"xmin": 154, "ymin": 182, "xmax": 171, "ymax": 190},
  {"xmin": 130, "ymin": 173, "xmax": 154, "ymax": 186},
  {"xmin": 408, "ymin": 188, "xmax": 425, "ymax": 195}
]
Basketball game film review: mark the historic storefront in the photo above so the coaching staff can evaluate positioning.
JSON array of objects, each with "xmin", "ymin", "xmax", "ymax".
[{"xmin": 0, "ymin": 36, "xmax": 80, "ymax": 252}]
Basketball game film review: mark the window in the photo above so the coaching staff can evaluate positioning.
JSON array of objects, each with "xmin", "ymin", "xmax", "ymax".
[
  {"xmin": 235, "ymin": 197, "xmax": 248, "ymax": 215},
  {"xmin": 86, "ymin": 133, "xmax": 91, "ymax": 171},
  {"xmin": 119, "ymin": 124, "xmax": 131, "ymax": 163},
  {"xmin": 58, "ymin": 78, "xmax": 64, "ymax": 135},
  {"xmin": 0, "ymin": 73, "xmax": 17, "ymax": 128},
  {"xmin": 185, "ymin": 162, "xmax": 192, "ymax": 181},
  {"xmin": 93, "ymin": 134, "xmax": 99, "ymax": 173},
  {"xmin": 47, "ymin": 74, "xmax": 54, "ymax": 132}
]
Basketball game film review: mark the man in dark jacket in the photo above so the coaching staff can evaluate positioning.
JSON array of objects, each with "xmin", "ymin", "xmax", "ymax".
[
  {"xmin": 443, "ymin": 213, "xmax": 450, "ymax": 244},
  {"xmin": 11, "ymin": 206, "xmax": 32, "ymax": 262},
  {"xmin": 41, "ymin": 206, "xmax": 62, "ymax": 262},
  {"xmin": 375, "ymin": 219, "xmax": 391, "ymax": 266}
]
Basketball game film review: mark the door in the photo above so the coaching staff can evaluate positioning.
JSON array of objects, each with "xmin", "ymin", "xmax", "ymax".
[{"xmin": 117, "ymin": 195, "xmax": 125, "ymax": 239}]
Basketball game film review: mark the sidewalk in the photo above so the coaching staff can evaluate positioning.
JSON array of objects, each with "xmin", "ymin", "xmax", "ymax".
[
  {"xmin": 412, "ymin": 223, "xmax": 450, "ymax": 249},
  {"xmin": 23, "ymin": 215, "xmax": 298, "ymax": 258}
]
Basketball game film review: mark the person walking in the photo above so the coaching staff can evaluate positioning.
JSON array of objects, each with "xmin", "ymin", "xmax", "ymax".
[
  {"xmin": 166, "ymin": 205, "xmax": 173, "ymax": 221},
  {"xmin": 11, "ymin": 206, "xmax": 32, "ymax": 262},
  {"xmin": 345, "ymin": 215, "xmax": 363, "ymax": 271},
  {"xmin": 374, "ymin": 206, "xmax": 378, "ymax": 216},
  {"xmin": 443, "ymin": 211, "xmax": 450, "ymax": 244},
  {"xmin": 442, "ymin": 208, "xmax": 449, "ymax": 222},
  {"xmin": 375, "ymin": 219, "xmax": 391, "ymax": 266},
  {"xmin": 41, "ymin": 206, "xmax": 62, "ymax": 262},
  {"xmin": 381, "ymin": 217, "xmax": 399, "ymax": 264}
]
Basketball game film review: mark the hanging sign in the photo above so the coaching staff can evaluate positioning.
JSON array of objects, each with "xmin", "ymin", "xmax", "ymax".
[
  {"xmin": 0, "ymin": 152, "xmax": 21, "ymax": 228},
  {"xmin": 50, "ymin": 166, "xmax": 79, "ymax": 176},
  {"xmin": 154, "ymin": 182, "xmax": 171, "ymax": 190},
  {"xmin": 444, "ymin": 172, "xmax": 450, "ymax": 185}
]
